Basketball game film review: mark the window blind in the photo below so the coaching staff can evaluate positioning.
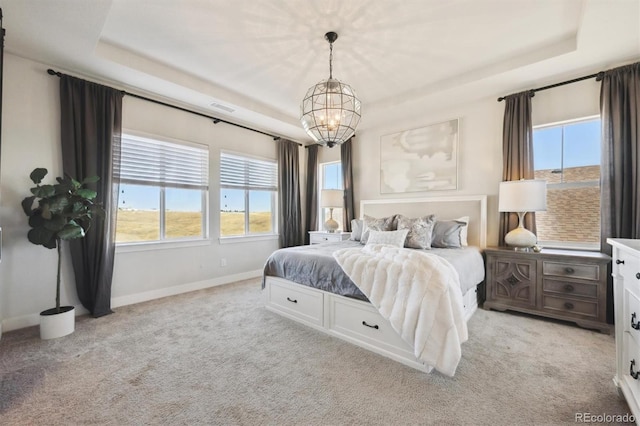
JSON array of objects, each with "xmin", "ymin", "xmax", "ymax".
[
  {"xmin": 220, "ymin": 152, "xmax": 277, "ymax": 191},
  {"xmin": 115, "ymin": 134, "xmax": 209, "ymax": 189}
]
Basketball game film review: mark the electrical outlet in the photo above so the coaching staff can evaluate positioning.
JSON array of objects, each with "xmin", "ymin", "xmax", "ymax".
[{"xmin": 220, "ymin": 258, "xmax": 227, "ymax": 267}]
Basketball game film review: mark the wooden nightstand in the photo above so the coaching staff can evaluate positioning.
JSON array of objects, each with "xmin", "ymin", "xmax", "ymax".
[
  {"xmin": 309, "ymin": 231, "xmax": 351, "ymax": 245},
  {"xmin": 484, "ymin": 247, "xmax": 611, "ymax": 333}
]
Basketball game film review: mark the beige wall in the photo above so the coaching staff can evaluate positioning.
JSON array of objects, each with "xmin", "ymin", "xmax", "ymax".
[{"xmin": 0, "ymin": 54, "xmax": 293, "ymax": 332}]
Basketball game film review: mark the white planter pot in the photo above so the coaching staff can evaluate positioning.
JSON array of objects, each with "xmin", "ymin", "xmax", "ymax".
[{"xmin": 40, "ymin": 306, "xmax": 75, "ymax": 340}]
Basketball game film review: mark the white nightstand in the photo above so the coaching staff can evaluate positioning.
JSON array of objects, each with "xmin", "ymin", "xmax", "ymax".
[{"xmin": 309, "ymin": 231, "xmax": 351, "ymax": 244}]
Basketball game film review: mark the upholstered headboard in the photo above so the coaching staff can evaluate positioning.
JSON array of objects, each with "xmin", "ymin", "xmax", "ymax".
[{"xmin": 359, "ymin": 195, "xmax": 487, "ymax": 248}]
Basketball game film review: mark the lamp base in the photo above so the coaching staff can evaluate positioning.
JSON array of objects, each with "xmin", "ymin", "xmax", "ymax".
[
  {"xmin": 504, "ymin": 227, "xmax": 537, "ymax": 250},
  {"xmin": 324, "ymin": 217, "xmax": 339, "ymax": 233}
]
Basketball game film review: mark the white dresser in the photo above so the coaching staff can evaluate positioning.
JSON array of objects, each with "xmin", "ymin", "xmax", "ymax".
[
  {"xmin": 608, "ymin": 238, "xmax": 640, "ymax": 419},
  {"xmin": 308, "ymin": 231, "xmax": 351, "ymax": 245}
]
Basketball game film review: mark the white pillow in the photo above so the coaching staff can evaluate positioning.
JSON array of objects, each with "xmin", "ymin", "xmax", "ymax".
[
  {"xmin": 365, "ymin": 229, "xmax": 409, "ymax": 248},
  {"xmin": 349, "ymin": 219, "xmax": 363, "ymax": 241}
]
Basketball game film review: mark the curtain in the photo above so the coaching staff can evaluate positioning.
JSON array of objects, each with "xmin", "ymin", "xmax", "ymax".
[
  {"xmin": 499, "ymin": 91, "xmax": 536, "ymax": 246},
  {"xmin": 600, "ymin": 61, "xmax": 640, "ymax": 323},
  {"xmin": 59, "ymin": 75, "xmax": 123, "ymax": 317},
  {"xmin": 304, "ymin": 145, "xmax": 319, "ymax": 244},
  {"xmin": 278, "ymin": 139, "xmax": 303, "ymax": 248},
  {"xmin": 340, "ymin": 138, "xmax": 355, "ymax": 232}
]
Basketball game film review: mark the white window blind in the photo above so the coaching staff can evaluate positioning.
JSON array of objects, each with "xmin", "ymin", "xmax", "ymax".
[
  {"xmin": 115, "ymin": 134, "xmax": 209, "ymax": 189},
  {"xmin": 220, "ymin": 152, "xmax": 277, "ymax": 191}
]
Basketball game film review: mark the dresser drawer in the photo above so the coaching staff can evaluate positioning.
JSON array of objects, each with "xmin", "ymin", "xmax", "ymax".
[
  {"xmin": 542, "ymin": 261, "xmax": 600, "ymax": 281},
  {"xmin": 625, "ymin": 287, "xmax": 640, "ymax": 346},
  {"xmin": 541, "ymin": 295, "xmax": 598, "ymax": 319},
  {"xmin": 542, "ymin": 278, "xmax": 597, "ymax": 299},
  {"xmin": 327, "ymin": 296, "xmax": 414, "ymax": 356},
  {"xmin": 623, "ymin": 332, "xmax": 640, "ymax": 404},
  {"xmin": 266, "ymin": 279, "xmax": 323, "ymax": 327}
]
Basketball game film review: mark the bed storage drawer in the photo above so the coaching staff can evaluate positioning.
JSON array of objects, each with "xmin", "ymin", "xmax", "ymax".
[
  {"xmin": 265, "ymin": 278, "xmax": 323, "ymax": 327},
  {"xmin": 327, "ymin": 295, "xmax": 414, "ymax": 358}
]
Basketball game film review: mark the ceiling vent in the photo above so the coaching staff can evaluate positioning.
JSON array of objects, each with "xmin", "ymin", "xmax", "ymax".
[{"xmin": 209, "ymin": 102, "xmax": 235, "ymax": 113}]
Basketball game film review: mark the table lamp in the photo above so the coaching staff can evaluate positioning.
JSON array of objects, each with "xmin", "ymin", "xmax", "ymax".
[
  {"xmin": 498, "ymin": 179, "xmax": 547, "ymax": 250},
  {"xmin": 320, "ymin": 189, "xmax": 343, "ymax": 232}
]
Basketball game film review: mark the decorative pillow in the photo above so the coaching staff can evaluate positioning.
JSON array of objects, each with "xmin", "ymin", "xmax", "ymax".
[
  {"xmin": 456, "ymin": 216, "xmax": 470, "ymax": 246},
  {"xmin": 360, "ymin": 214, "xmax": 397, "ymax": 244},
  {"xmin": 365, "ymin": 229, "xmax": 409, "ymax": 248},
  {"xmin": 349, "ymin": 219, "xmax": 364, "ymax": 241},
  {"xmin": 396, "ymin": 214, "xmax": 436, "ymax": 249},
  {"xmin": 431, "ymin": 219, "xmax": 466, "ymax": 248}
]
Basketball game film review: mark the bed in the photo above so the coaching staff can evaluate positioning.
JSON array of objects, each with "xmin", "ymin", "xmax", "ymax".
[{"xmin": 262, "ymin": 196, "xmax": 487, "ymax": 376}]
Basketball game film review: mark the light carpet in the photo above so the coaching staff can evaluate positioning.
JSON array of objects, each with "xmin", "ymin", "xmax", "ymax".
[{"xmin": 0, "ymin": 278, "xmax": 632, "ymax": 425}]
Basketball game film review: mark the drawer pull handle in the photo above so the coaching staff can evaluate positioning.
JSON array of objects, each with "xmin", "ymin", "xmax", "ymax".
[
  {"xmin": 564, "ymin": 284, "xmax": 574, "ymax": 292},
  {"xmin": 631, "ymin": 360, "xmax": 640, "ymax": 380},
  {"xmin": 362, "ymin": 321, "xmax": 379, "ymax": 330},
  {"xmin": 617, "ymin": 259, "xmax": 625, "ymax": 265},
  {"xmin": 632, "ymin": 313, "xmax": 640, "ymax": 330},
  {"xmin": 564, "ymin": 267, "xmax": 575, "ymax": 274},
  {"xmin": 564, "ymin": 302, "xmax": 574, "ymax": 310},
  {"xmin": 636, "ymin": 273, "xmax": 640, "ymax": 280},
  {"xmin": 286, "ymin": 297, "xmax": 298, "ymax": 304}
]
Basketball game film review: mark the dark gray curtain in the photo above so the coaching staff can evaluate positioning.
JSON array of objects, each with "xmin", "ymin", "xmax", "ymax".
[
  {"xmin": 304, "ymin": 145, "xmax": 319, "ymax": 244},
  {"xmin": 499, "ymin": 91, "xmax": 536, "ymax": 246},
  {"xmin": 600, "ymin": 61, "xmax": 640, "ymax": 323},
  {"xmin": 340, "ymin": 138, "xmax": 355, "ymax": 232},
  {"xmin": 278, "ymin": 139, "xmax": 303, "ymax": 247},
  {"xmin": 59, "ymin": 75, "xmax": 122, "ymax": 318}
]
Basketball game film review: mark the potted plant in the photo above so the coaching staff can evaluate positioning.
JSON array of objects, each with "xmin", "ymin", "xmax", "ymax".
[{"xmin": 21, "ymin": 167, "xmax": 103, "ymax": 339}]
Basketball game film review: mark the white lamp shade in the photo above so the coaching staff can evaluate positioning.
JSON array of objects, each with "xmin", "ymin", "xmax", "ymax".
[
  {"xmin": 498, "ymin": 180, "xmax": 547, "ymax": 212},
  {"xmin": 321, "ymin": 189, "xmax": 343, "ymax": 208}
]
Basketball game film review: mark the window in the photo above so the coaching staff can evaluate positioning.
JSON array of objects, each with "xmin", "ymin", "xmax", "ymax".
[
  {"xmin": 319, "ymin": 161, "xmax": 344, "ymax": 231},
  {"xmin": 114, "ymin": 133, "xmax": 209, "ymax": 244},
  {"xmin": 220, "ymin": 152, "xmax": 278, "ymax": 237},
  {"xmin": 533, "ymin": 116, "xmax": 601, "ymax": 249}
]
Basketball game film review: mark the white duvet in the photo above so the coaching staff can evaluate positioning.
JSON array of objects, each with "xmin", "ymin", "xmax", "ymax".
[{"xmin": 333, "ymin": 244, "xmax": 468, "ymax": 377}]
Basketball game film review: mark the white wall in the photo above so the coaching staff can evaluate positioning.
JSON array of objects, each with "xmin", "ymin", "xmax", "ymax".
[
  {"xmin": 351, "ymin": 68, "xmax": 604, "ymax": 248},
  {"xmin": 0, "ymin": 54, "xmax": 284, "ymax": 332},
  {"xmin": 0, "ymin": 51, "xmax": 615, "ymax": 335}
]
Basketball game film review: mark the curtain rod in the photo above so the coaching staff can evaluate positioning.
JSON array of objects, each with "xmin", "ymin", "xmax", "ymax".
[
  {"xmin": 497, "ymin": 71, "xmax": 605, "ymax": 102},
  {"xmin": 46, "ymin": 68, "xmax": 302, "ymax": 146}
]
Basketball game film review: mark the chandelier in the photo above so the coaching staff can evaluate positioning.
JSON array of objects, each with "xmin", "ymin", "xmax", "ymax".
[{"xmin": 300, "ymin": 32, "xmax": 361, "ymax": 148}]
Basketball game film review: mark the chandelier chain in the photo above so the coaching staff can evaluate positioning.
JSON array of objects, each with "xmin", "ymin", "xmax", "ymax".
[{"xmin": 328, "ymin": 41, "xmax": 333, "ymax": 79}]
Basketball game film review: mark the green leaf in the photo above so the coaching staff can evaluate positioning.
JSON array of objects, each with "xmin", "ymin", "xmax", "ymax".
[
  {"xmin": 58, "ymin": 223, "xmax": 85, "ymax": 240},
  {"xmin": 27, "ymin": 227, "xmax": 56, "ymax": 248},
  {"xmin": 22, "ymin": 196, "xmax": 36, "ymax": 216},
  {"xmin": 82, "ymin": 176, "xmax": 100, "ymax": 184},
  {"xmin": 43, "ymin": 215, "xmax": 66, "ymax": 232},
  {"xmin": 76, "ymin": 188, "xmax": 97, "ymax": 200},
  {"xmin": 28, "ymin": 211, "xmax": 45, "ymax": 228},
  {"xmin": 31, "ymin": 185, "xmax": 55, "ymax": 198},
  {"xmin": 30, "ymin": 168, "xmax": 48, "ymax": 184},
  {"xmin": 47, "ymin": 195, "xmax": 70, "ymax": 214}
]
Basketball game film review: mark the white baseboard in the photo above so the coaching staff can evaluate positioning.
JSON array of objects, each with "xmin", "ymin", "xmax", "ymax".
[
  {"xmin": 111, "ymin": 269, "xmax": 262, "ymax": 308},
  {"xmin": 1, "ymin": 270, "xmax": 262, "ymax": 333}
]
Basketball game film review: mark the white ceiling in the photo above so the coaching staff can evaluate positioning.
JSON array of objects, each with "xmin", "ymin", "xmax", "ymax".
[{"xmin": 3, "ymin": 0, "xmax": 640, "ymax": 143}]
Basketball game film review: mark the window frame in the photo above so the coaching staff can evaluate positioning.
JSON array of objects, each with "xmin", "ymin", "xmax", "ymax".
[
  {"xmin": 532, "ymin": 115, "xmax": 601, "ymax": 251},
  {"xmin": 115, "ymin": 131, "xmax": 210, "ymax": 248},
  {"xmin": 318, "ymin": 160, "xmax": 344, "ymax": 231},
  {"xmin": 219, "ymin": 150, "xmax": 279, "ymax": 242}
]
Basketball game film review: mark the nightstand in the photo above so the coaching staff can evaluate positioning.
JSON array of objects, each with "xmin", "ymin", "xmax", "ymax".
[
  {"xmin": 309, "ymin": 231, "xmax": 351, "ymax": 245},
  {"xmin": 484, "ymin": 247, "xmax": 611, "ymax": 333}
]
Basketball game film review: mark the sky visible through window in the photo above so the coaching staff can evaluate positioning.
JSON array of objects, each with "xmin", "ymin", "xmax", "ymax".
[
  {"xmin": 323, "ymin": 162, "xmax": 342, "ymax": 190},
  {"xmin": 533, "ymin": 119, "xmax": 600, "ymax": 170}
]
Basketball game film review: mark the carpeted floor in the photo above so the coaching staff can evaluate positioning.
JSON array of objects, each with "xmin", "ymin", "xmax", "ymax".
[{"xmin": 0, "ymin": 278, "xmax": 632, "ymax": 425}]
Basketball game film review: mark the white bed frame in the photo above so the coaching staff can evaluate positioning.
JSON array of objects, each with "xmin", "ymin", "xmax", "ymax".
[{"xmin": 264, "ymin": 195, "xmax": 487, "ymax": 373}]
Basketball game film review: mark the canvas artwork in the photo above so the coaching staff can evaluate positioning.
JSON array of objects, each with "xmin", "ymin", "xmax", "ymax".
[{"xmin": 380, "ymin": 119, "xmax": 459, "ymax": 193}]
